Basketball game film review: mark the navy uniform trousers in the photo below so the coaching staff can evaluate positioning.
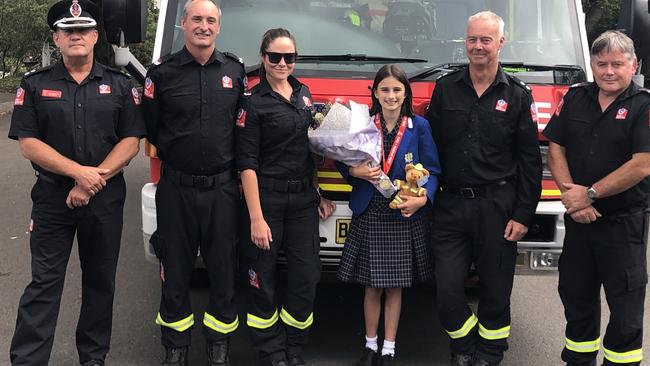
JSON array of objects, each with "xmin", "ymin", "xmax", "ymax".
[
  {"xmin": 431, "ymin": 181, "xmax": 518, "ymax": 364},
  {"xmin": 10, "ymin": 175, "xmax": 126, "ymax": 366},
  {"xmin": 560, "ymin": 211, "xmax": 648, "ymax": 366},
  {"xmin": 151, "ymin": 168, "xmax": 240, "ymax": 347},
  {"xmin": 240, "ymin": 181, "xmax": 321, "ymax": 363}
]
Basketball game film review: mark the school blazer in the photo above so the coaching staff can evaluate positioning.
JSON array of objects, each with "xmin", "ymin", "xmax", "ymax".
[{"xmin": 336, "ymin": 114, "xmax": 441, "ymax": 219}]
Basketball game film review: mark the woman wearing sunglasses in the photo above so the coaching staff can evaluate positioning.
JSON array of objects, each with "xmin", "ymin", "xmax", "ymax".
[{"xmin": 236, "ymin": 28, "xmax": 335, "ymax": 366}]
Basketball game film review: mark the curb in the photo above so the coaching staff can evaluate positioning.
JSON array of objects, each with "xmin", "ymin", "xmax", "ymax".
[{"xmin": 0, "ymin": 101, "xmax": 13, "ymax": 117}]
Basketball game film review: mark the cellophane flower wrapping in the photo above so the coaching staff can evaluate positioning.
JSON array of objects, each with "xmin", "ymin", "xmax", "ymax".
[{"xmin": 308, "ymin": 101, "xmax": 397, "ymax": 198}]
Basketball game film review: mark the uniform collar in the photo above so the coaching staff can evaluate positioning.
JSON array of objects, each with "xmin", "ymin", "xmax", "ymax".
[
  {"xmin": 457, "ymin": 65, "xmax": 509, "ymax": 88},
  {"xmin": 179, "ymin": 46, "xmax": 224, "ymax": 66},
  {"xmin": 257, "ymin": 73, "xmax": 303, "ymax": 97},
  {"xmin": 52, "ymin": 59, "xmax": 103, "ymax": 82},
  {"xmin": 585, "ymin": 81, "xmax": 642, "ymax": 102}
]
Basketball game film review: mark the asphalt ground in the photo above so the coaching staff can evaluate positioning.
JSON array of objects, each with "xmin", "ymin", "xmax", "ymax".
[{"xmin": 1, "ymin": 110, "xmax": 649, "ymax": 365}]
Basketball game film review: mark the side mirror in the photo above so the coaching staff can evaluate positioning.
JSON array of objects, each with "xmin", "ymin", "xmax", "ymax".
[
  {"xmin": 102, "ymin": 0, "xmax": 147, "ymax": 45},
  {"xmin": 618, "ymin": 0, "xmax": 650, "ymax": 59}
]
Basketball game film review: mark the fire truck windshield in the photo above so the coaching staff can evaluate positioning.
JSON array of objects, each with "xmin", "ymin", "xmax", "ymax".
[{"xmin": 159, "ymin": 0, "xmax": 585, "ymax": 79}]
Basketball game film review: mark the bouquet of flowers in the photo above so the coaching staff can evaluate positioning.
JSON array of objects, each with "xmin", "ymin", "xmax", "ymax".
[{"xmin": 308, "ymin": 101, "xmax": 397, "ymax": 198}]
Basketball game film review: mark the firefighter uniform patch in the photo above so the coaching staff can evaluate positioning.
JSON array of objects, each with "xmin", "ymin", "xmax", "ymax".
[
  {"xmin": 14, "ymin": 87, "xmax": 25, "ymax": 106},
  {"xmin": 530, "ymin": 103, "xmax": 538, "ymax": 123},
  {"xmin": 302, "ymin": 96, "xmax": 312, "ymax": 108},
  {"xmin": 236, "ymin": 108, "xmax": 246, "ymax": 128},
  {"xmin": 555, "ymin": 98, "xmax": 564, "ymax": 116},
  {"xmin": 144, "ymin": 77, "xmax": 154, "ymax": 99},
  {"xmin": 131, "ymin": 87, "xmax": 141, "ymax": 105},
  {"xmin": 222, "ymin": 75, "xmax": 232, "ymax": 89},
  {"xmin": 495, "ymin": 99, "xmax": 508, "ymax": 112},
  {"xmin": 615, "ymin": 108, "xmax": 628, "ymax": 120},
  {"xmin": 98, "ymin": 84, "xmax": 111, "ymax": 94},
  {"xmin": 248, "ymin": 268, "xmax": 260, "ymax": 289},
  {"xmin": 42, "ymin": 89, "xmax": 62, "ymax": 98}
]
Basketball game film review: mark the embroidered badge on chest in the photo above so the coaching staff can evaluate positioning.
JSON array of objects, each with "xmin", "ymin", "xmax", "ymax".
[
  {"xmin": 41, "ymin": 89, "xmax": 62, "ymax": 98},
  {"xmin": 615, "ymin": 108, "xmax": 628, "ymax": 120},
  {"xmin": 404, "ymin": 152, "xmax": 413, "ymax": 164},
  {"xmin": 495, "ymin": 99, "xmax": 508, "ymax": 112},
  {"xmin": 222, "ymin": 75, "xmax": 233, "ymax": 89},
  {"xmin": 131, "ymin": 88, "xmax": 141, "ymax": 105},
  {"xmin": 302, "ymin": 96, "xmax": 312, "ymax": 107},
  {"xmin": 98, "ymin": 84, "xmax": 111, "ymax": 94}
]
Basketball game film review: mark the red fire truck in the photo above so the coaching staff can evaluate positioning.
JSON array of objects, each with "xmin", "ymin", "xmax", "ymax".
[{"xmin": 103, "ymin": 0, "xmax": 650, "ymax": 276}]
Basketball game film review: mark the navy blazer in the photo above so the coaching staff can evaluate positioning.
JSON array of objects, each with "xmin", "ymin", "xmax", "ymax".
[{"xmin": 336, "ymin": 114, "xmax": 441, "ymax": 219}]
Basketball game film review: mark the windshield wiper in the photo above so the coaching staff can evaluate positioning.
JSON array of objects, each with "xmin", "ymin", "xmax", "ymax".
[
  {"xmin": 408, "ymin": 63, "xmax": 467, "ymax": 82},
  {"xmin": 297, "ymin": 54, "xmax": 428, "ymax": 64}
]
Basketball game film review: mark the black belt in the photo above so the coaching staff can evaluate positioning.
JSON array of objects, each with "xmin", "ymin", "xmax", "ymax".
[
  {"xmin": 441, "ymin": 179, "xmax": 509, "ymax": 199},
  {"xmin": 162, "ymin": 164, "xmax": 234, "ymax": 188},
  {"xmin": 258, "ymin": 176, "xmax": 311, "ymax": 193}
]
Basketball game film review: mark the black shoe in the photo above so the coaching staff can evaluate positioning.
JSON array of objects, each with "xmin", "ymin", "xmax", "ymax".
[
  {"xmin": 473, "ymin": 359, "xmax": 496, "ymax": 366},
  {"xmin": 207, "ymin": 339, "xmax": 230, "ymax": 365},
  {"xmin": 356, "ymin": 348, "xmax": 378, "ymax": 366},
  {"xmin": 379, "ymin": 354, "xmax": 396, "ymax": 366},
  {"xmin": 450, "ymin": 353, "xmax": 474, "ymax": 366},
  {"xmin": 161, "ymin": 346, "xmax": 189, "ymax": 366},
  {"xmin": 81, "ymin": 361, "xmax": 104, "ymax": 366},
  {"xmin": 287, "ymin": 354, "xmax": 306, "ymax": 366}
]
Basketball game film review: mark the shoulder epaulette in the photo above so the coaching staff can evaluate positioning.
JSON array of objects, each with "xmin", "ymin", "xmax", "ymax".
[
  {"xmin": 224, "ymin": 52, "xmax": 244, "ymax": 66},
  {"xmin": 435, "ymin": 68, "xmax": 462, "ymax": 81},
  {"xmin": 639, "ymin": 88, "xmax": 650, "ymax": 94},
  {"xmin": 569, "ymin": 82, "xmax": 590, "ymax": 89},
  {"xmin": 507, "ymin": 74, "xmax": 532, "ymax": 93},
  {"xmin": 23, "ymin": 65, "xmax": 53, "ymax": 79}
]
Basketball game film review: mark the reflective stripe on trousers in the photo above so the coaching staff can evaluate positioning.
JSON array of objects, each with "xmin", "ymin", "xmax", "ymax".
[
  {"xmin": 604, "ymin": 347, "xmax": 643, "ymax": 364},
  {"xmin": 446, "ymin": 313, "xmax": 478, "ymax": 339},
  {"xmin": 478, "ymin": 323, "xmax": 511, "ymax": 340},
  {"xmin": 280, "ymin": 308, "xmax": 314, "ymax": 330},
  {"xmin": 203, "ymin": 313, "xmax": 238, "ymax": 334},
  {"xmin": 565, "ymin": 337, "xmax": 600, "ymax": 353},
  {"xmin": 247, "ymin": 310, "xmax": 279, "ymax": 329},
  {"xmin": 156, "ymin": 313, "xmax": 194, "ymax": 332}
]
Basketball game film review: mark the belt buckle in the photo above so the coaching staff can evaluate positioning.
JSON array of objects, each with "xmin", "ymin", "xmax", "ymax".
[
  {"xmin": 287, "ymin": 180, "xmax": 301, "ymax": 193},
  {"xmin": 193, "ymin": 175, "xmax": 206, "ymax": 187},
  {"xmin": 460, "ymin": 187, "xmax": 476, "ymax": 198}
]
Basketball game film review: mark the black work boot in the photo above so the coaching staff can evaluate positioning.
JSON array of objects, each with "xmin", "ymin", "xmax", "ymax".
[
  {"xmin": 287, "ymin": 353, "xmax": 306, "ymax": 366},
  {"xmin": 207, "ymin": 338, "xmax": 230, "ymax": 365},
  {"xmin": 356, "ymin": 348, "xmax": 378, "ymax": 366},
  {"xmin": 450, "ymin": 353, "xmax": 474, "ymax": 366},
  {"xmin": 161, "ymin": 346, "xmax": 189, "ymax": 366},
  {"xmin": 81, "ymin": 360, "xmax": 104, "ymax": 366}
]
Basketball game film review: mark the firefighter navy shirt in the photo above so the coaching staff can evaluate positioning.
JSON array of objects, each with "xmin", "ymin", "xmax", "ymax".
[
  {"xmin": 143, "ymin": 47, "xmax": 245, "ymax": 175},
  {"xmin": 9, "ymin": 60, "xmax": 146, "ymax": 181},
  {"xmin": 236, "ymin": 74, "xmax": 315, "ymax": 179},
  {"xmin": 426, "ymin": 67, "xmax": 542, "ymax": 226},
  {"xmin": 543, "ymin": 82, "xmax": 650, "ymax": 213}
]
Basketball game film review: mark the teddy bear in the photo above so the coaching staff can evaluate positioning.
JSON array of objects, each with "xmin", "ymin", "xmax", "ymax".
[{"xmin": 389, "ymin": 163, "xmax": 429, "ymax": 209}]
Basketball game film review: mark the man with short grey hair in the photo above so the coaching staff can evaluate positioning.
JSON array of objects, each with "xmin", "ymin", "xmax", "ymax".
[{"xmin": 544, "ymin": 30, "xmax": 650, "ymax": 366}]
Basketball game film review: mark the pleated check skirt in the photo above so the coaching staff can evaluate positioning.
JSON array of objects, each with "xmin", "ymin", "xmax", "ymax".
[{"xmin": 337, "ymin": 192, "xmax": 433, "ymax": 288}]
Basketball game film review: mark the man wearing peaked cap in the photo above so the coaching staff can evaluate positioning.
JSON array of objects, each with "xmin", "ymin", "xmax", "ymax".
[
  {"xmin": 8, "ymin": 0, "xmax": 145, "ymax": 365},
  {"xmin": 47, "ymin": 0, "xmax": 100, "ymax": 30}
]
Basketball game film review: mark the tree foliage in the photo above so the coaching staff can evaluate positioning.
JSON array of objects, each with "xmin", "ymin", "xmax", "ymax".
[
  {"xmin": 582, "ymin": 0, "xmax": 621, "ymax": 44},
  {"xmin": 0, "ymin": 0, "xmax": 53, "ymax": 76},
  {"xmin": 130, "ymin": 0, "xmax": 158, "ymax": 66}
]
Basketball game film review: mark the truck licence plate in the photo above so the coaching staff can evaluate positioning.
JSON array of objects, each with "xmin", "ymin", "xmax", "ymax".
[{"xmin": 335, "ymin": 218, "xmax": 351, "ymax": 245}]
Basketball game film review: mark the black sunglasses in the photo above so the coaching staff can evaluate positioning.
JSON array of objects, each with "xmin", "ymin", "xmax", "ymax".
[{"xmin": 266, "ymin": 52, "xmax": 297, "ymax": 64}]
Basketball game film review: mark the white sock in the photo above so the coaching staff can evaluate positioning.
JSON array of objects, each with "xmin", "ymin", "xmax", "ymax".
[
  {"xmin": 365, "ymin": 335, "xmax": 378, "ymax": 352},
  {"xmin": 382, "ymin": 340, "xmax": 395, "ymax": 356}
]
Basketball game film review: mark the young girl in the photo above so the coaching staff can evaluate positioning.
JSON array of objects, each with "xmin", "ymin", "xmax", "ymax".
[{"xmin": 337, "ymin": 65, "xmax": 440, "ymax": 366}]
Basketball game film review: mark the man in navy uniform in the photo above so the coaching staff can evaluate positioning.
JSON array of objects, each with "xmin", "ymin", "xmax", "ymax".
[{"xmin": 8, "ymin": 1, "xmax": 145, "ymax": 365}]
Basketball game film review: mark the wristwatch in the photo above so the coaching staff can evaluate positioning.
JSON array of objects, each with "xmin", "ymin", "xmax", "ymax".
[{"xmin": 586, "ymin": 186, "xmax": 598, "ymax": 201}]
